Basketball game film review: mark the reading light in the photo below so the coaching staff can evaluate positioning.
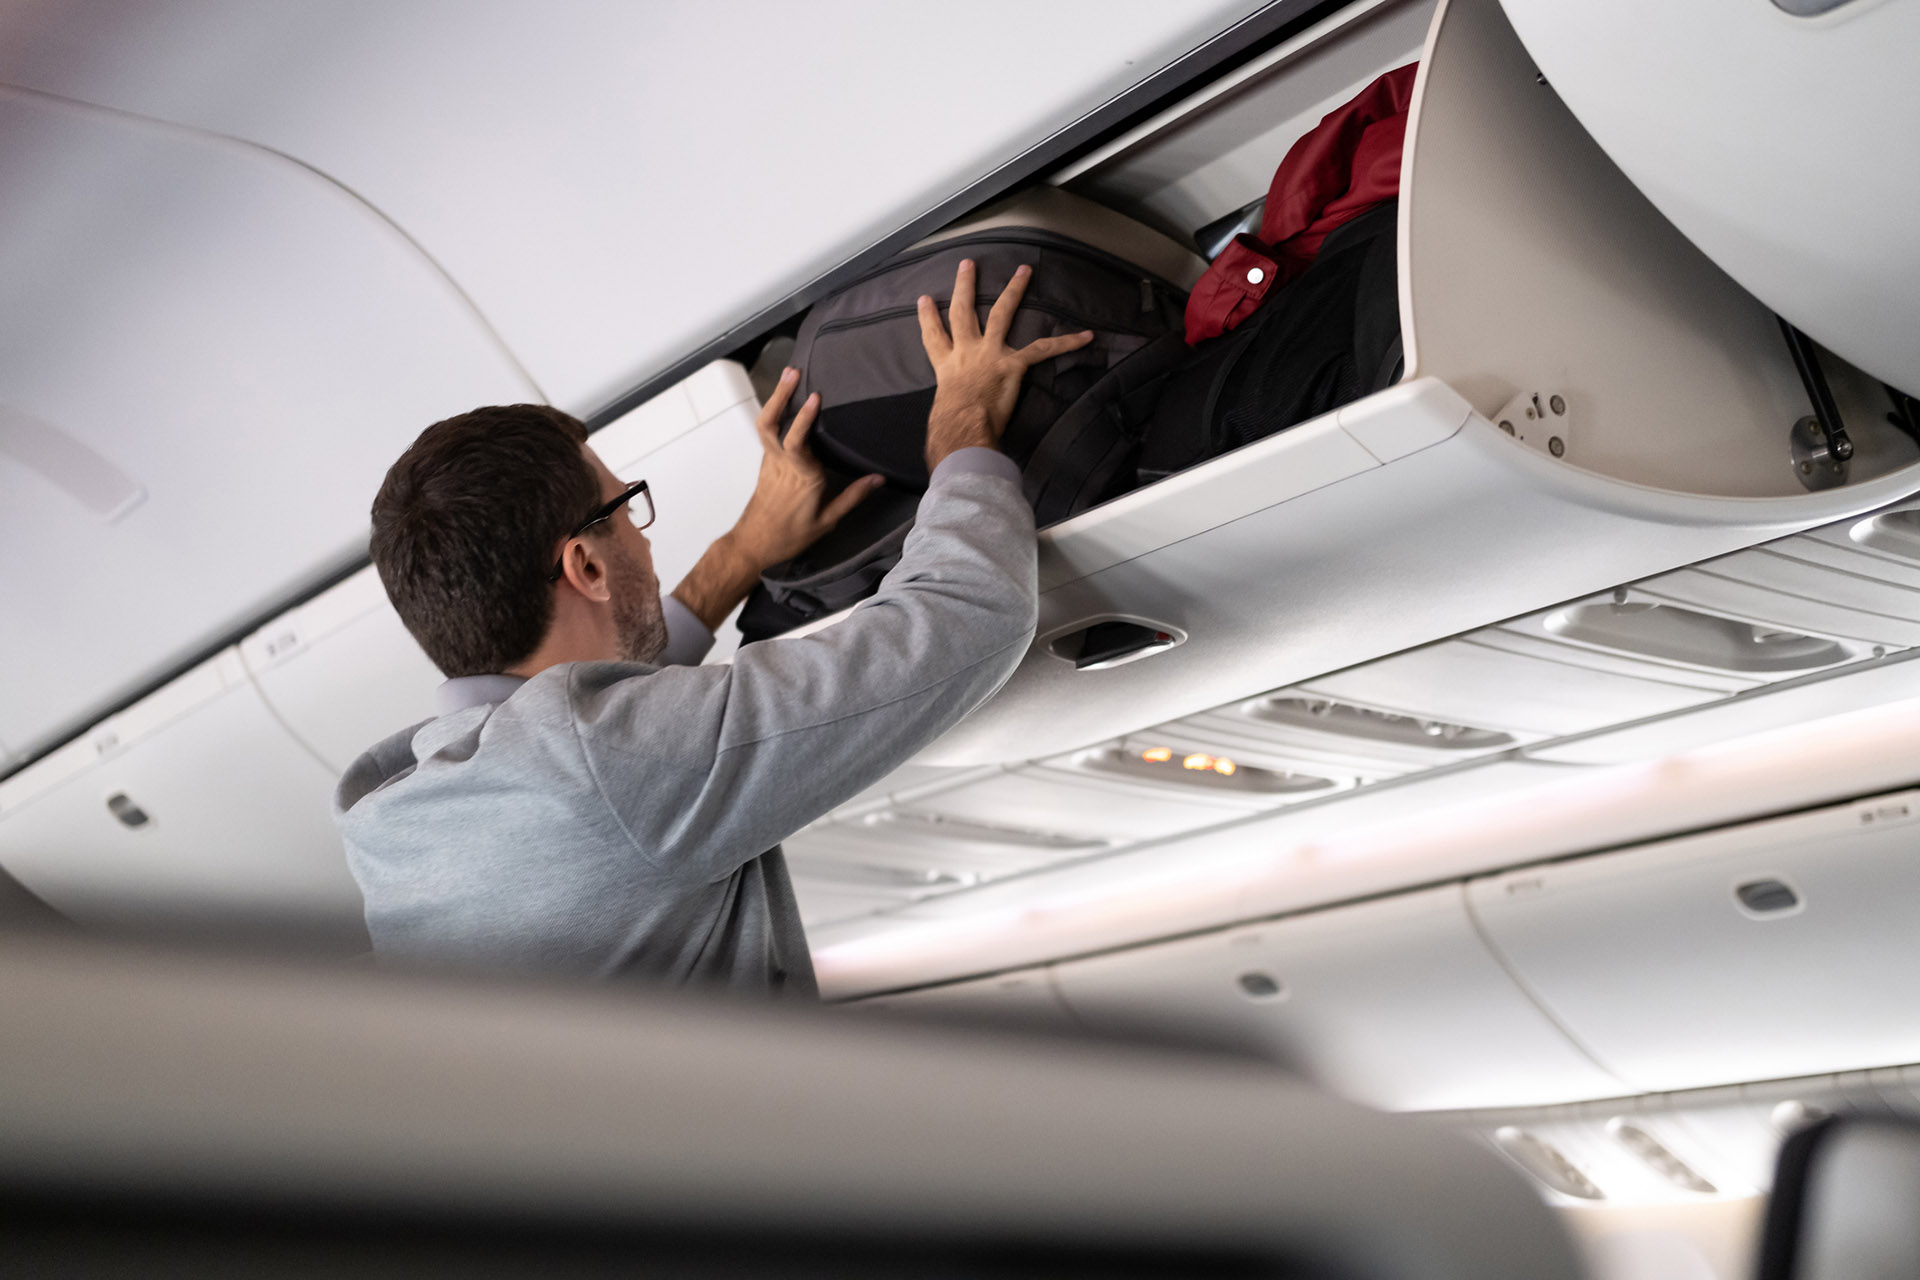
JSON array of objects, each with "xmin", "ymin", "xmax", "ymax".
[
  {"xmin": 1182, "ymin": 753, "xmax": 1213, "ymax": 771},
  {"xmin": 1141, "ymin": 747, "xmax": 1173, "ymax": 763}
]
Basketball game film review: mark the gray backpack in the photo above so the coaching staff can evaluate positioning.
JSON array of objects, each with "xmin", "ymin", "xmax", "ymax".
[{"xmin": 739, "ymin": 189, "xmax": 1203, "ymax": 642}]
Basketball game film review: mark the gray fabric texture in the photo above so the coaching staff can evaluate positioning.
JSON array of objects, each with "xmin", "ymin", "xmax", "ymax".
[{"xmin": 334, "ymin": 451, "xmax": 1035, "ymax": 994}]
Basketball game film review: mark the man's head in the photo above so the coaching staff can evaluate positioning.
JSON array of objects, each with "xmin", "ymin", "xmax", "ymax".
[{"xmin": 370, "ymin": 404, "xmax": 665, "ymax": 677}]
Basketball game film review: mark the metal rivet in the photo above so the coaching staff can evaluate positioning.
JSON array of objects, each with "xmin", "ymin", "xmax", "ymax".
[
  {"xmin": 1550, "ymin": 394, "xmax": 1566, "ymax": 416},
  {"xmin": 1246, "ymin": 267, "xmax": 1266, "ymax": 285},
  {"xmin": 1548, "ymin": 436, "xmax": 1566, "ymax": 457}
]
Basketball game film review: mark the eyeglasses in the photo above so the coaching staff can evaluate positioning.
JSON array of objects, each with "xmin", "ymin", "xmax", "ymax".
[{"xmin": 548, "ymin": 479, "xmax": 654, "ymax": 582}]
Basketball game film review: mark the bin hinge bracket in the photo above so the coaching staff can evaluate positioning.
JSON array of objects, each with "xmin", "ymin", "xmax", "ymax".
[
  {"xmin": 1780, "ymin": 318, "xmax": 1852, "ymax": 491},
  {"xmin": 1491, "ymin": 390, "xmax": 1570, "ymax": 460}
]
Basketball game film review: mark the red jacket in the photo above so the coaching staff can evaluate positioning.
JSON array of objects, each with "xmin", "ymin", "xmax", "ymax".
[{"xmin": 1185, "ymin": 63, "xmax": 1418, "ymax": 344}]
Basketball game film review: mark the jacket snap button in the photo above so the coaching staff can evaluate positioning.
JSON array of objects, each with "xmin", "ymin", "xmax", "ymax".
[{"xmin": 1246, "ymin": 267, "xmax": 1266, "ymax": 284}]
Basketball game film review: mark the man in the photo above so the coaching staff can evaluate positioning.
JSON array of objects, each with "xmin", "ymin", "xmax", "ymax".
[{"xmin": 335, "ymin": 261, "xmax": 1091, "ymax": 994}]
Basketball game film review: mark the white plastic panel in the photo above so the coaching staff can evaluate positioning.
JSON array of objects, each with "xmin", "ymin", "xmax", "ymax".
[
  {"xmin": 1469, "ymin": 790, "xmax": 1920, "ymax": 1092},
  {"xmin": 0, "ymin": 652, "xmax": 363, "ymax": 945},
  {"xmin": 1528, "ymin": 652, "xmax": 1920, "ymax": 766},
  {"xmin": 242, "ymin": 568, "xmax": 440, "ymax": 774},
  {"xmin": 0, "ymin": 86, "xmax": 534, "ymax": 765},
  {"xmin": 1299, "ymin": 636, "xmax": 1730, "ymax": 739},
  {"xmin": 1498, "ymin": 0, "xmax": 1920, "ymax": 393},
  {"xmin": 919, "ymin": 403, "xmax": 1920, "ymax": 766},
  {"xmin": 1051, "ymin": 885, "xmax": 1630, "ymax": 1111},
  {"xmin": 901, "ymin": 765, "xmax": 1263, "ymax": 847},
  {"xmin": 0, "ymin": 1, "xmax": 1270, "ymax": 413},
  {"xmin": 1636, "ymin": 550, "xmax": 1920, "ymax": 651}
]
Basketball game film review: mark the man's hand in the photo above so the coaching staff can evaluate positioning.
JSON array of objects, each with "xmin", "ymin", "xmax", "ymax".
[
  {"xmin": 916, "ymin": 259, "xmax": 1095, "ymax": 470},
  {"xmin": 671, "ymin": 368, "xmax": 881, "ymax": 632},
  {"xmin": 731, "ymin": 368, "xmax": 881, "ymax": 569}
]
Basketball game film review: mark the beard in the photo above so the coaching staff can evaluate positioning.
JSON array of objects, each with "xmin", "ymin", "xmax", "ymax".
[{"xmin": 608, "ymin": 544, "xmax": 669, "ymax": 664}]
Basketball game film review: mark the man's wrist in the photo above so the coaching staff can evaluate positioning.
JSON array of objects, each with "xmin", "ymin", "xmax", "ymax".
[
  {"xmin": 672, "ymin": 532, "xmax": 764, "ymax": 632},
  {"xmin": 925, "ymin": 399, "xmax": 998, "ymax": 470}
]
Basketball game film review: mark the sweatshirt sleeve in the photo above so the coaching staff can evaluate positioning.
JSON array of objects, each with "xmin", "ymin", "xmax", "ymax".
[{"xmin": 565, "ymin": 452, "xmax": 1037, "ymax": 883}]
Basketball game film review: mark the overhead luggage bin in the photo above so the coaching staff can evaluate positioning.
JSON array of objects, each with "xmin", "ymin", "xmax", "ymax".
[
  {"xmin": 906, "ymin": 0, "xmax": 1920, "ymax": 767},
  {"xmin": 1048, "ymin": 883, "xmax": 1632, "ymax": 1111},
  {"xmin": 0, "ymin": 651, "xmax": 364, "ymax": 946},
  {"xmin": 241, "ymin": 568, "xmax": 441, "ymax": 775},
  {"xmin": 1495, "ymin": 0, "xmax": 1920, "ymax": 396},
  {"xmin": 1467, "ymin": 788, "xmax": 1920, "ymax": 1093}
]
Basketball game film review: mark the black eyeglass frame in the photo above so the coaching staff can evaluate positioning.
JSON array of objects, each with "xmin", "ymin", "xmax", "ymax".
[{"xmin": 547, "ymin": 479, "xmax": 653, "ymax": 582}]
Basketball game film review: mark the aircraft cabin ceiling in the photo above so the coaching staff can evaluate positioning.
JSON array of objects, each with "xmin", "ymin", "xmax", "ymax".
[{"xmin": 0, "ymin": 0, "xmax": 1272, "ymax": 767}]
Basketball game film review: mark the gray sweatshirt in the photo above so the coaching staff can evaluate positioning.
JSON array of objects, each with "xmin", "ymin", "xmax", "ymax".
[{"xmin": 333, "ymin": 450, "xmax": 1037, "ymax": 994}]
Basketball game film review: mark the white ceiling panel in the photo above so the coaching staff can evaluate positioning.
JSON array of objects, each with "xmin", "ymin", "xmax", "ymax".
[
  {"xmin": 0, "ymin": 88, "xmax": 535, "ymax": 761},
  {"xmin": 0, "ymin": 0, "xmax": 1273, "ymax": 414}
]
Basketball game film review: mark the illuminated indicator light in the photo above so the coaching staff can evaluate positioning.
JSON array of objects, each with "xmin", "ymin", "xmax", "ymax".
[
  {"xmin": 1213, "ymin": 758, "xmax": 1237, "ymax": 776},
  {"xmin": 1183, "ymin": 753, "xmax": 1213, "ymax": 771},
  {"xmin": 1141, "ymin": 747, "xmax": 1173, "ymax": 764}
]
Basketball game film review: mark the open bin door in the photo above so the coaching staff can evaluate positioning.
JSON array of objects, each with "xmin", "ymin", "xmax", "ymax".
[{"xmin": 1496, "ymin": 0, "xmax": 1920, "ymax": 397}]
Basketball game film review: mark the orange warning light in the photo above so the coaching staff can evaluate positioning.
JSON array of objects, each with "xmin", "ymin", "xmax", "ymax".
[
  {"xmin": 1141, "ymin": 747, "xmax": 1173, "ymax": 764},
  {"xmin": 1213, "ymin": 757, "xmax": 1238, "ymax": 776},
  {"xmin": 1182, "ymin": 753, "xmax": 1214, "ymax": 771}
]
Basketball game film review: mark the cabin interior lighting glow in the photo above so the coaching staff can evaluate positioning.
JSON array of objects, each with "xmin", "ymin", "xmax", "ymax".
[{"xmin": 1144, "ymin": 750, "xmax": 1238, "ymax": 776}]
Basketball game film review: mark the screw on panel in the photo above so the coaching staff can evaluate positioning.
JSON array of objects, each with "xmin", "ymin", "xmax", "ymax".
[
  {"xmin": 1548, "ymin": 436, "xmax": 1565, "ymax": 457},
  {"xmin": 1549, "ymin": 394, "xmax": 1566, "ymax": 416},
  {"xmin": 1499, "ymin": 420, "xmax": 1515, "ymax": 435}
]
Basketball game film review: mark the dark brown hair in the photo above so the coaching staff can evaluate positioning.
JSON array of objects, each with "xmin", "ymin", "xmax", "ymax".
[{"xmin": 370, "ymin": 404, "xmax": 598, "ymax": 677}]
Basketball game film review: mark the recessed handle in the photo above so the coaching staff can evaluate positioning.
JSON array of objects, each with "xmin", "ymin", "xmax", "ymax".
[{"xmin": 1045, "ymin": 618, "xmax": 1185, "ymax": 671}]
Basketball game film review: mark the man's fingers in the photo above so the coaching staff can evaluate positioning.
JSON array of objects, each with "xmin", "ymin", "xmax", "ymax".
[
  {"xmin": 947, "ymin": 259, "xmax": 980, "ymax": 341},
  {"xmin": 783, "ymin": 391, "xmax": 822, "ymax": 454},
  {"xmin": 1019, "ymin": 329, "xmax": 1096, "ymax": 367},
  {"xmin": 916, "ymin": 294, "xmax": 951, "ymax": 360},
  {"xmin": 820, "ymin": 474, "xmax": 884, "ymax": 529},
  {"xmin": 756, "ymin": 366, "xmax": 799, "ymax": 443},
  {"xmin": 984, "ymin": 263, "xmax": 1031, "ymax": 343}
]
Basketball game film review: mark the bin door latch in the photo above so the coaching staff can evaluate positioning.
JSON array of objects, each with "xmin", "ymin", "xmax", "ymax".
[{"xmin": 1492, "ymin": 390, "xmax": 1571, "ymax": 460}]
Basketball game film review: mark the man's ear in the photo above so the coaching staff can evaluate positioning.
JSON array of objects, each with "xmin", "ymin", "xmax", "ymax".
[{"xmin": 557, "ymin": 538, "xmax": 613, "ymax": 603}]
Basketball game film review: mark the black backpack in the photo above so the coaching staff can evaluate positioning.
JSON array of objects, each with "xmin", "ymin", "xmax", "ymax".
[
  {"xmin": 738, "ymin": 224, "xmax": 1193, "ymax": 643},
  {"xmin": 1137, "ymin": 199, "xmax": 1403, "ymax": 481}
]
